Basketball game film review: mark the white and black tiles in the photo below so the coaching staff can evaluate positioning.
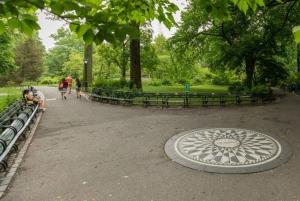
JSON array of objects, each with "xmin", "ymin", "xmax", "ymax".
[{"xmin": 165, "ymin": 128, "xmax": 292, "ymax": 173}]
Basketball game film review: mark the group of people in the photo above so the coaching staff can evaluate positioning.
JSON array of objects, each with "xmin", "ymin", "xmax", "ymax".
[
  {"xmin": 23, "ymin": 88, "xmax": 46, "ymax": 112},
  {"xmin": 282, "ymin": 81, "xmax": 297, "ymax": 94},
  {"xmin": 58, "ymin": 75, "xmax": 82, "ymax": 99},
  {"xmin": 22, "ymin": 75, "xmax": 82, "ymax": 112}
]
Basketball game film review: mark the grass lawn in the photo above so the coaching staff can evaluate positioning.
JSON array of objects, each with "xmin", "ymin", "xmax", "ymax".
[
  {"xmin": 142, "ymin": 84, "xmax": 229, "ymax": 94},
  {"xmin": 0, "ymin": 87, "xmax": 23, "ymax": 112}
]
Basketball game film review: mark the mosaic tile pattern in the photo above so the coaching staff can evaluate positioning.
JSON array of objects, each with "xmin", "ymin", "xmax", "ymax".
[{"xmin": 174, "ymin": 128, "xmax": 281, "ymax": 167}]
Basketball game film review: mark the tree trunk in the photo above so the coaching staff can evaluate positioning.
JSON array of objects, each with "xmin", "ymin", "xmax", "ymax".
[
  {"xmin": 245, "ymin": 57, "xmax": 256, "ymax": 88},
  {"xmin": 130, "ymin": 34, "xmax": 142, "ymax": 89},
  {"xmin": 84, "ymin": 44, "xmax": 93, "ymax": 91},
  {"xmin": 120, "ymin": 42, "xmax": 127, "ymax": 78},
  {"xmin": 121, "ymin": 68, "xmax": 126, "ymax": 78},
  {"xmin": 297, "ymin": 43, "xmax": 300, "ymax": 72}
]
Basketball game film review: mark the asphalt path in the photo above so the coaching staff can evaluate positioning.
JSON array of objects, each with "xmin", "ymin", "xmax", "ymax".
[{"xmin": 1, "ymin": 86, "xmax": 300, "ymax": 201}]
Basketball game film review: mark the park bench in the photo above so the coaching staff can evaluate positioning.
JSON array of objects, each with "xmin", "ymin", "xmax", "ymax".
[
  {"xmin": 142, "ymin": 93, "xmax": 165, "ymax": 107},
  {"xmin": 165, "ymin": 93, "xmax": 188, "ymax": 108},
  {"xmin": 110, "ymin": 91, "xmax": 126, "ymax": 105},
  {"xmin": 237, "ymin": 94, "xmax": 259, "ymax": 105},
  {"xmin": 123, "ymin": 92, "xmax": 145, "ymax": 106},
  {"xmin": 0, "ymin": 99, "xmax": 26, "ymax": 132},
  {"xmin": 260, "ymin": 93, "xmax": 276, "ymax": 104},
  {"xmin": 0, "ymin": 98, "xmax": 39, "ymax": 170},
  {"xmin": 89, "ymin": 88, "xmax": 277, "ymax": 108},
  {"xmin": 205, "ymin": 94, "xmax": 224, "ymax": 107},
  {"xmin": 186, "ymin": 93, "xmax": 208, "ymax": 107}
]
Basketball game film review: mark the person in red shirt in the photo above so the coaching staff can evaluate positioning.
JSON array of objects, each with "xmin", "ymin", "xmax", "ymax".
[
  {"xmin": 65, "ymin": 75, "xmax": 73, "ymax": 94},
  {"xmin": 58, "ymin": 78, "xmax": 69, "ymax": 99}
]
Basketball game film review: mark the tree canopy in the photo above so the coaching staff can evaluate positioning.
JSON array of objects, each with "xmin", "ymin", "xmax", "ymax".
[{"xmin": 0, "ymin": 0, "xmax": 179, "ymax": 46}]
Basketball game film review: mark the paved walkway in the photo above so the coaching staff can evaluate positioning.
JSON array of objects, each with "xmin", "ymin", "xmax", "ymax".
[{"xmin": 1, "ymin": 87, "xmax": 300, "ymax": 201}]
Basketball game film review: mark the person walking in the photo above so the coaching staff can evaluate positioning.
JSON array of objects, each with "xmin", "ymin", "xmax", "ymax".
[
  {"xmin": 75, "ymin": 78, "xmax": 82, "ymax": 98},
  {"xmin": 291, "ymin": 81, "xmax": 297, "ymax": 94},
  {"xmin": 58, "ymin": 78, "xmax": 68, "ymax": 99},
  {"xmin": 283, "ymin": 81, "xmax": 288, "ymax": 95},
  {"xmin": 66, "ymin": 75, "xmax": 73, "ymax": 94}
]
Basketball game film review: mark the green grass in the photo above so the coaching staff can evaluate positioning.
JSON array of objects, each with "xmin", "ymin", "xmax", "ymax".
[
  {"xmin": 0, "ymin": 87, "xmax": 23, "ymax": 112},
  {"xmin": 142, "ymin": 84, "xmax": 229, "ymax": 94}
]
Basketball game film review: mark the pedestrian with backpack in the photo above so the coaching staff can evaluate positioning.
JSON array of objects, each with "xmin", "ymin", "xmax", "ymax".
[
  {"xmin": 291, "ymin": 81, "xmax": 297, "ymax": 94},
  {"xmin": 75, "ymin": 78, "xmax": 82, "ymax": 98}
]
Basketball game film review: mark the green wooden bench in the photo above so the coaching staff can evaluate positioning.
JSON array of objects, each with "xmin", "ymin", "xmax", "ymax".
[
  {"xmin": 0, "ymin": 99, "xmax": 39, "ymax": 170},
  {"xmin": 186, "ymin": 93, "xmax": 208, "ymax": 107},
  {"xmin": 142, "ymin": 93, "xmax": 165, "ymax": 108},
  {"xmin": 165, "ymin": 93, "xmax": 188, "ymax": 108}
]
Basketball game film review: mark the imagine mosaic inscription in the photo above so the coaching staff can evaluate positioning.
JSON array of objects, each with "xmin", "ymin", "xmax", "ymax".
[{"xmin": 175, "ymin": 128, "xmax": 281, "ymax": 167}]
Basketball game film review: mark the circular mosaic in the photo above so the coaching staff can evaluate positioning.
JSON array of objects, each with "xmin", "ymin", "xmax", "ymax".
[{"xmin": 165, "ymin": 128, "xmax": 292, "ymax": 173}]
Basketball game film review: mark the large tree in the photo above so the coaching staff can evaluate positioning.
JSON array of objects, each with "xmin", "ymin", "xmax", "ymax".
[
  {"xmin": 43, "ymin": 27, "xmax": 84, "ymax": 77},
  {"xmin": 0, "ymin": 30, "xmax": 15, "ymax": 74},
  {"xmin": 172, "ymin": 0, "xmax": 299, "ymax": 87},
  {"xmin": 13, "ymin": 35, "xmax": 45, "ymax": 83}
]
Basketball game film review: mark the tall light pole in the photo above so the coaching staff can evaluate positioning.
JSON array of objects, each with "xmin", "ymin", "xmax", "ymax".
[{"xmin": 84, "ymin": 59, "xmax": 88, "ymax": 92}]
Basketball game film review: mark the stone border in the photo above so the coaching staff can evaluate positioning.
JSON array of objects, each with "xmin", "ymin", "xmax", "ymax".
[{"xmin": 164, "ymin": 128, "xmax": 293, "ymax": 174}]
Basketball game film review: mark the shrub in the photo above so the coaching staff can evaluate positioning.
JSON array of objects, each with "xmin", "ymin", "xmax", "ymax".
[
  {"xmin": 251, "ymin": 85, "xmax": 271, "ymax": 94},
  {"xmin": 149, "ymin": 80, "xmax": 162, "ymax": 86},
  {"xmin": 92, "ymin": 77, "xmax": 130, "ymax": 90},
  {"xmin": 161, "ymin": 78, "xmax": 173, "ymax": 86},
  {"xmin": 39, "ymin": 76, "xmax": 61, "ymax": 85},
  {"xmin": 175, "ymin": 77, "xmax": 190, "ymax": 85},
  {"xmin": 191, "ymin": 77, "xmax": 203, "ymax": 85}
]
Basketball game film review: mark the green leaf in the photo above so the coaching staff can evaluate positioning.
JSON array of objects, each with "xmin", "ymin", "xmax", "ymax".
[
  {"xmin": 168, "ymin": 3, "xmax": 179, "ymax": 12},
  {"xmin": 95, "ymin": 31, "xmax": 104, "ymax": 45},
  {"xmin": 210, "ymin": 6, "xmax": 219, "ymax": 18},
  {"xmin": 8, "ymin": 18, "xmax": 21, "ymax": 29},
  {"xmin": 24, "ymin": 19, "xmax": 41, "ymax": 30},
  {"xmin": 69, "ymin": 22, "xmax": 79, "ymax": 32},
  {"xmin": 139, "ymin": 16, "xmax": 145, "ymax": 26},
  {"xmin": 158, "ymin": 14, "xmax": 165, "ymax": 22},
  {"xmin": 104, "ymin": 32, "xmax": 116, "ymax": 44},
  {"xmin": 63, "ymin": 2, "xmax": 80, "ymax": 11},
  {"xmin": 294, "ymin": 32, "xmax": 300, "ymax": 44},
  {"xmin": 256, "ymin": 0, "xmax": 265, "ymax": 7},
  {"xmin": 31, "ymin": 0, "xmax": 45, "ymax": 9},
  {"xmin": 206, "ymin": 5, "xmax": 212, "ymax": 13},
  {"xmin": 115, "ymin": 29, "xmax": 127, "ymax": 42},
  {"xmin": 62, "ymin": 14, "xmax": 78, "ymax": 19},
  {"xmin": 120, "ymin": 25, "xmax": 140, "ymax": 38},
  {"xmin": 199, "ymin": 0, "xmax": 208, "ymax": 6},
  {"xmin": 83, "ymin": 29, "xmax": 94, "ymax": 46},
  {"xmin": 0, "ymin": 21, "xmax": 5, "ymax": 35},
  {"xmin": 293, "ymin": 26, "xmax": 300, "ymax": 33},
  {"xmin": 50, "ymin": 3, "xmax": 64, "ymax": 15},
  {"xmin": 21, "ymin": 14, "xmax": 37, "ymax": 21},
  {"xmin": 166, "ymin": 13, "xmax": 176, "ymax": 24},
  {"xmin": 231, "ymin": 0, "xmax": 238, "ymax": 5},
  {"xmin": 94, "ymin": 12, "xmax": 109, "ymax": 22},
  {"xmin": 293, "ymin": 26, "xmax": 300, "ymax": 44},
  {"xmin": 20, "ymin": 20, "xmax": 34, "ymax": 36},
  {"xmin": 163, "ymin": 19, "xmax": 172, "ymax": 30},
  {"xmin": 145, "ymin": 9, "xmax": 150, "ymax": 19},
  {"xmin": 242, "ymin": 3, "xmax": 249, "ymax": 14},
  {"xmin": 76, "ymin": 24, "xmax": 91, "ymax": 38},
  {"xmin": 149, "ymin": 9, "xmax": 155, "ymax": 20}
]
